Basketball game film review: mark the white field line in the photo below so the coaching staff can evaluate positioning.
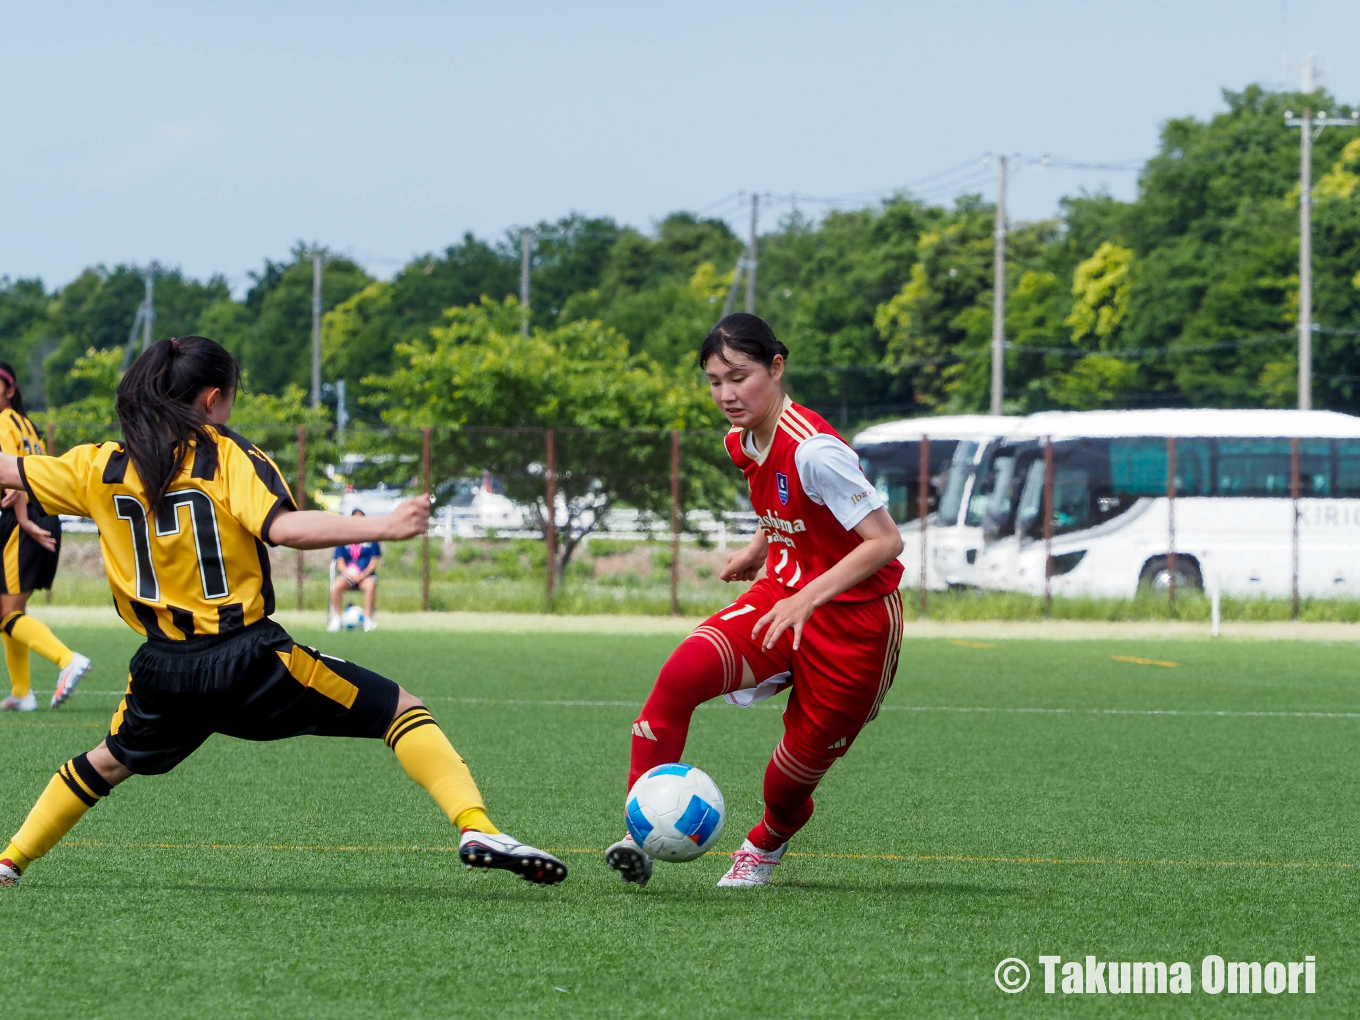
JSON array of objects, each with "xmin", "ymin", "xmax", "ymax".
[{"xmin": 77, "ymin": 692, "xmax": 1360, "ymax": 721}]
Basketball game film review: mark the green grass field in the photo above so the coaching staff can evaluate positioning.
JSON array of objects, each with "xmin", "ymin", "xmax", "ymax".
[{"xmin": 2, "ymin": 620, "xmax": 1358, "ymax": 1018}]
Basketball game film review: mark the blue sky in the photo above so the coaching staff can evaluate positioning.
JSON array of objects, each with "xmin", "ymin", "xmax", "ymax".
[{"xmin": 5, "ymin": 0, "xmax": 1358, "ymax": 292}]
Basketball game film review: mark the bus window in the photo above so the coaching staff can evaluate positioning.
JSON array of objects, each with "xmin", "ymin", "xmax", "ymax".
[
  {"xmin": 1337, "ymin": 440, "xmax": 1360, "ymax": 497},
  {"xmin": 1215, "ymin": 438, "xmax": 1329, "ymax": 496},
  {"xmin": 1110, "ymin": 437, "xmax": 1211, "ymax": 496}
]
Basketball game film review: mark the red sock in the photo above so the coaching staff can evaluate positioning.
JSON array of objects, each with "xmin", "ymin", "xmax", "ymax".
[
  {"xmin": 628, "ymin": 634, "xmax": 734, "ymax": 790},
  {"xmin": 747, "ymin": 738, "xmax": 835, "ymax": 851}
]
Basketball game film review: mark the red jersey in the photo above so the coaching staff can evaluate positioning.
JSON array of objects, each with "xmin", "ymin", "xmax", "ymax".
[{"xmin": 725, "ymin": 398, "xmax": 903, "ymax": 602}]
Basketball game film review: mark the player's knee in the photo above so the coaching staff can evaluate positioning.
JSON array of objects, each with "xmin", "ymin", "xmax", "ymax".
[
  {"xmin": 392, "ymin": 687, "xmax": 424, "ymax": 720},
  {"xmin": 655, "ymin": 635, "xmax": 727, "ymax": 695},
  {"xmin": 88, "ymin": 740, "xmax": 133, "ymax": 787}
]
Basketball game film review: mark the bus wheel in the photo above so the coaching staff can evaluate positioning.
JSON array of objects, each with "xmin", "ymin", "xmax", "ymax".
[{"xmin": 1138, "ymin": 556, "xmax": 1203, "ymax": 593}]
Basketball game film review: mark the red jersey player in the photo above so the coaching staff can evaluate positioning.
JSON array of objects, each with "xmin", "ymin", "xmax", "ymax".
[{"xmin": 606, "ymin": 313, "xmax": 904, "ymax": 888}]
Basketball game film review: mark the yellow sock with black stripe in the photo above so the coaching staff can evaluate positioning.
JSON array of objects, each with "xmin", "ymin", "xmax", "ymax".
[
  {"xmin": 384, "ymin": 707, "xmax": 500, "ymax": 834},
  {"xmin": 2, "ymin": 612, "xmax": 74, "ymax": 669},
  {"xmin": 2, "ymin": 632, "xmax": 29, "ymax": 698},
  {"xmin": 7, "ymin": 754, "xmax": 113, "ymax": 872}
]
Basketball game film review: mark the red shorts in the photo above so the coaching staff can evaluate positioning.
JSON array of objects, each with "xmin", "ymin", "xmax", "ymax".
[{"xmin": 692, "ymin": 578, "xmax": 904, "ymax": 760}]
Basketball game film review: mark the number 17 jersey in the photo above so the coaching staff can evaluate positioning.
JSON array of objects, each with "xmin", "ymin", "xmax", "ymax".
[{"xmin": 18, "ymin": 426, "xmax": 296, "ymax": 641}]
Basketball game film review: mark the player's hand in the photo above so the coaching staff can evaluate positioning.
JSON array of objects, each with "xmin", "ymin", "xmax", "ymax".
[
  {"xmin": 384, "ymin": 496, "xmax": 431, "ymax": 540},
  {"xmin": 720, "ymin": 545, "xmax": 763, "ymax": 583},
  {"xmin": 18, "ymin": 514, "xmax": 57, "ymax": 552},
  {"xmin": 0, "ymin": 489, "xmax": 18, "ymax": 510},
  {"xmin": 751, "ymin": 592, "xmax": 816, "ymax": 652}
]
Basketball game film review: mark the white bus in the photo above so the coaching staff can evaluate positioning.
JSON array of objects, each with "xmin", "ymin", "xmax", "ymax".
[
  {"xmin": 852, "ymin": 415, "xmax": 1022, "ymax": 589},
  {"xmin": 972, "ymin": 409, "xmax": 1360, "ymax": 598}
]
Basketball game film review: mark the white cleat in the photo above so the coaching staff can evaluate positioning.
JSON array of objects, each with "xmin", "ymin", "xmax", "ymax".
[
  {"xmin": 717, "ymin": 838, "xmax": 787, "ymax": 887},
  {"xmin": 362, "ymin": 618, "xmax": 377, "ymax": 632},
  {"xmin": 457, "ymin": 830, "xmax": 567, "ymax": 885},
  {"xmin": 326, "ymin": 615, "xmax": 342, "ymax": 633},
  {"xmin": 51, "ymin": 653, "xmax": 90, "ymax": 708},
  {"xmin": 1, "ymin": 692, "xmax": 38, "ymax": 712},
  {"xmin": 0, "ymin": 859, "xmax": 19, "ymax": 887},
  {"xmin": 605, "ymin": 833, "xmax": 653, "ymax": 888}
]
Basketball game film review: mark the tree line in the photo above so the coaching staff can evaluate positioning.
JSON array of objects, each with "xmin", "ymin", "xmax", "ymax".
[{"xmin": 4, "ymin": 85, "xmax": 1360, "ymax": 433}]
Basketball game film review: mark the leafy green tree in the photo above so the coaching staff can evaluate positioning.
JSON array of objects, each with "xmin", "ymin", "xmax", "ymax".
[
  {"xmin": 364, "ymin": 298, "xmax": 730, "ymax": 580},
  {"xmin": 239, "ymin": 249, "xmax": 372, "ymax": 396}
]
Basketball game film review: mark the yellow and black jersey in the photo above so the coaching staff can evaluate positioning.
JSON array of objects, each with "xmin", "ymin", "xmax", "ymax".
[
  {"xmin": 0, "ymin": 409, "xmax": 46, "ymax": 458},
  {"xmin": 18, "ymin": 426, "xmax": 296, "ymax": 641}
]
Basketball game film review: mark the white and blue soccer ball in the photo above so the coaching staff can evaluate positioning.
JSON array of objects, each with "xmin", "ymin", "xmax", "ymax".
[
  {"xmin": 625, "ymin": 763, "xmax": 726, "ymax": 862},
  {"xmin": 342, "ymin": 605, "xmax": 366, "ymax": 630}
]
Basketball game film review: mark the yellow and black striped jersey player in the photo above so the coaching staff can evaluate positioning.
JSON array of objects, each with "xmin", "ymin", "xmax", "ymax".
[
  {"xmin": 0, "ymin": 361, "xmax": 90, "ymax": 713},
  {"xmin": 0, "ymin": 336, "xmax": 566, "ymax": 888}
]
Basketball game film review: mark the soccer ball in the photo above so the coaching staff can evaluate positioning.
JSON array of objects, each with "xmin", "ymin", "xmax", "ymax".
[
  {"xmin": 625, "ymin": 763, "xmax": 726, "ymax": 862},
  {"xmin": 342, "ymin": 605, "xmax": 366, "ymax": 630}
]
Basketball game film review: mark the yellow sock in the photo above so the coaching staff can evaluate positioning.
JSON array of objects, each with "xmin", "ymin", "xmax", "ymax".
[
  {"xmin": 384, "ymin": 707, "xmax": 499, "ymax": 833},
  {"xmin": 2, "ymin": 632, "xmax": 29, "ymax": 698},
  {"xmin": 1, "ymin": 843, "xmax": 30, "ymax": 872},
  {"xmin": 3, "ymin": 612, "xmax": 74, "ymax": 668},
  {"xmin": 9, "ymin": 754, "xmax": 113, "ymax": 869}
]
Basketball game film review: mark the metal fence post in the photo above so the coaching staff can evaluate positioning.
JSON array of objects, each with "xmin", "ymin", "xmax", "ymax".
[
  {"xmin": 544, "ymin": 428, "xmax": 556, "ymax": 610},
  {"xmin": 1166, "ymin": 436, "xmax": 1177, "ymax": 612},
  {"xmin": 296, "ymin": 424, "xmax": 307, "ymax": 611},
  {"xmin": 1043, "ymin": 437, "xmax": 1054, "ymax": 614},
  {"xmin": 1291, "ymin": 436, "xmax": 1301, "ymax": 620},
  {"xmin": 670, "ymin": 429, "xmax": 681, "ymax": 617},
  {"xmin": 917, "ymin": 434, "xmax": 929, "ymax": 617},
  {"xmin": 422, "ymin": 427, "xmax": 432, "ymax": 613}
]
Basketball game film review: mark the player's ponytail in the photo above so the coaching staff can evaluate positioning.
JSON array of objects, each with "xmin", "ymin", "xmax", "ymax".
[
  {"xmin": 698, "ymin": 313, "xmax": 789, "ymax": 371},
  {"xmin": 117, "ymin": 337, "xmax": 241, "ymax": 512},
  {"xmin": 0, "ymin": 362, "xmax": 27, "ymax": 417}
]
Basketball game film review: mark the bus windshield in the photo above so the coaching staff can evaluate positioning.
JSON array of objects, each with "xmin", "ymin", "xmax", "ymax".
[{"xmin": 936, "ymin": 441, "xmax": 979, "ymax": 526}]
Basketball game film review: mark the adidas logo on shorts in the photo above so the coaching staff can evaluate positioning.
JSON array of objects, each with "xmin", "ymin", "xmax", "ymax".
[{"xmin": 827, "ymin": 736, "xmax": 847, "ymax": 750}]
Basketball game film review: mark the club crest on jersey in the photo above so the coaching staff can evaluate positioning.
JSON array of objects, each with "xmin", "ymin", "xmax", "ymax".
[{"xmin": 776, "ymin": 471, "xmax": 789, "ymax": 505}]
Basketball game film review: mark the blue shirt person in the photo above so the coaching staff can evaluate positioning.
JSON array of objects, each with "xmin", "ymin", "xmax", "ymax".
[{"xmin": 328, "ymin": 509, "xmax": 382, "ymax": 631}]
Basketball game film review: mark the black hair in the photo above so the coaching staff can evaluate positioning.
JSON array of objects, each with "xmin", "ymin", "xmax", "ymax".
[
  {"xmin": 0, "ymin": 362, "xmax": 26, "ymax": 417},
  {"xmin": 116, "ymin": 336, "xmax": 241, "ymax": 512},
  {"xmin": 698, "ymin": 313, "xmax": 789, "ymax": 370},
  {"xmin": 350, "ymin": 508, "xmax": 366, "ymax": 516}
]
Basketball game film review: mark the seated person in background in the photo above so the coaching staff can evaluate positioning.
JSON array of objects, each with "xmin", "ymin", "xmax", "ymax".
[{"xmin": 329, "ymin": 509, "xmax": 381, "ymax": 632}]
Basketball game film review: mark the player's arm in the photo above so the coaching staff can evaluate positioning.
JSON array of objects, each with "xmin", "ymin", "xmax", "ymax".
[
  {"xmin": 220, "ymin": 435, "xmax": 426, "ymax": 550},
  {"xmin": 787, "ymin": 508, "xmax": 903, "ymax": 608},
  {"xmin": 356, "ymin": 554, "xmax": 381, "ymax": 579},
  {"xmin": 268, "ymin": 503, "xmax": 428, "ymax": 550},
  {"xmin": 720, "ymin": 529, "xmax": 767, "ymax": 582}
]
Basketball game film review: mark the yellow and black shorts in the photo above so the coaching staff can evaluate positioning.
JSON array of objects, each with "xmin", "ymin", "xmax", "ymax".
[
  {"xmin": 0, "ymin": 508, "xmax": 61, "ymax": 594},
  {"xmin": 106, "ymin": 618, "xmax": 401, "ymax": 775}
]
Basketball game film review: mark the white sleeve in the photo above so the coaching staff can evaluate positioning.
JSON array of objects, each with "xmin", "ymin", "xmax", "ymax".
[{"xmin": 794, "ymin": 434, "xmax": 885, "ymax": 531}]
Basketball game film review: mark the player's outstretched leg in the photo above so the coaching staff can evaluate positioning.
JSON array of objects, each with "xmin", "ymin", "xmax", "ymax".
[
  {"xmin": 606, "ymin": 634, "xmax": 732, "ymax": 887},
  {"xmin": 384, "ymin": 704, "xmax": 566, "ymax": 885},
  {"xmin": 718, "ymin": 737, "xmax": 833, "ymax": 888},
  {"xmin": 1, "ymin": 744, "xmax": 129, "ymax": 886}
]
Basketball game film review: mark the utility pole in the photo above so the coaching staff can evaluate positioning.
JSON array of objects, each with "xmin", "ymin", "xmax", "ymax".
[
  {"xmin": 1284, "ymin": 107, "xmax": 1359, "ymax": 410},
  {"xmin": 142, "ymin": 263, "xmax": 156, "ymax": 352},
  {"xmin": 990, "ymin": 155, "xmax": 1007, "ymax": 416},
  {"xmin": 520, "ymin": 227, "xmax": 533, "ymax": 335},
  {"xmin": 311, "ymin": 248, "xmax": 325, "ymax": 410},
  {"xmin": 745, "ymin": 193, "xmax": 759, "ymax": 314}
]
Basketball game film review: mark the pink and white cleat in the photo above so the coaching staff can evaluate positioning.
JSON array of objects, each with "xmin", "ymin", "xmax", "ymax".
[
  {"xmin": 0, "ymin": 859, "xmax": 20, "ymax": 887},
  {"xmin": 717, "ymin": 838, "xmax": 786, "ymax": 887},
  {"xmin": 51, "ymin": 653, "xmax": 91, "ymax": 708},
  {"xmin": 1, "ymin": 692, "xmax": 37, "ymax": 712}
]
